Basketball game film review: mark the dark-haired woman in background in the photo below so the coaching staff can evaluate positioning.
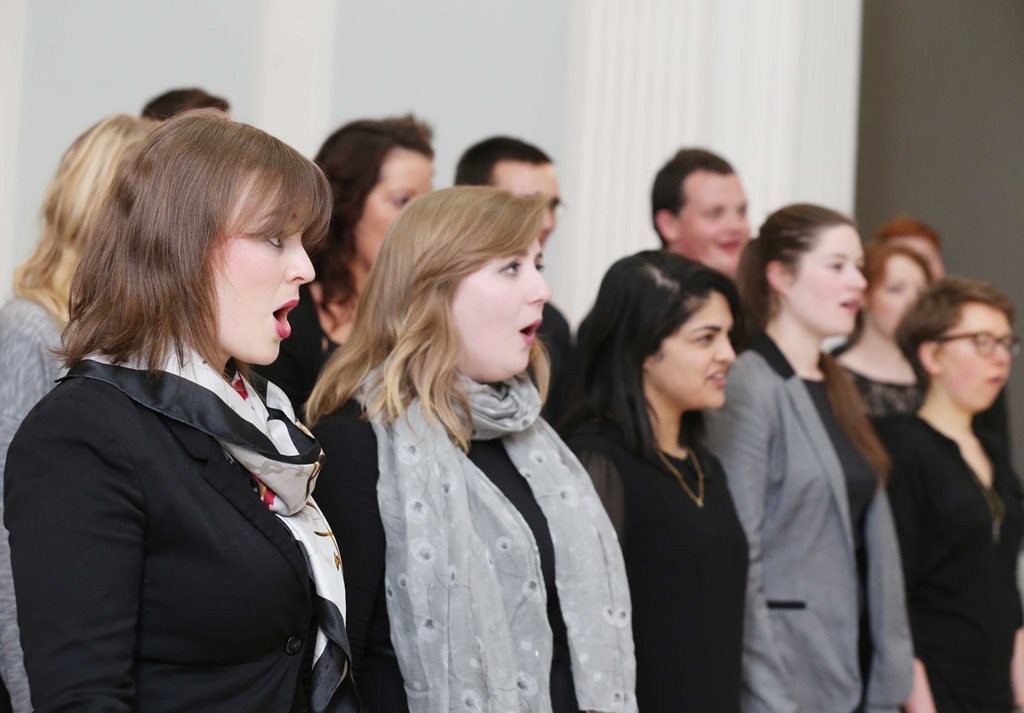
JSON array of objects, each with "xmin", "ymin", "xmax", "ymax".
[
  {"xmin": 565, "ymin": 251, "xmax": 748, "ymax": 713},
  {"xmin": 875, "ymin": 277, "xmax": 1024, "ymax": 713},
  {"xmin": 256, "ymin": 115, "xmax": 433, "ymax": 414},
  {"xmin": 705, "ymin": 204, "xmax": 912, "ymax": 713},
  {"xmin": 837, "ymin": 241, "xmax": 933, "ymax": 417}
]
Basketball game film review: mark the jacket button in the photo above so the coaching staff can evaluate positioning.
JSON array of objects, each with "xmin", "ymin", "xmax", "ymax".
[{"xmin": 285, "ymin": 635, "xmax": 303, "ymax": 655}]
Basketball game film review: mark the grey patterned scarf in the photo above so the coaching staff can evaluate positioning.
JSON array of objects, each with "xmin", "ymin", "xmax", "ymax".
[{"xmin": 366, "ymin": 374, "xmax": 636, "ymax": 713}]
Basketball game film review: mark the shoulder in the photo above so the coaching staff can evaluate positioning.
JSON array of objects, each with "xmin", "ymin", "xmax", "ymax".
[
  {"xmin": 312, "ymin": 400, "xmax": 380, "ymax": 487},
  {"xmin": 723, "ymin": 349, "xmax": 786, "ymax": 402},
  {"xmin": 0, "ymin": 298, "xmax": 60, "ymax": 346},
  {"xmin": 872, "ymin": 414, "xmax": 927, "ymax": 447},
  {"xmin": 17, "ymin": 375, "xmax": 158, "ymax": 449},
  {"xmin": 313, "ymin": 400, "xmax": 376, "ymax": 446}
]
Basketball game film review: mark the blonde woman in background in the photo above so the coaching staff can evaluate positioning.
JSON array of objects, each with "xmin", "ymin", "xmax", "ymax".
[{"xmin": 0, "ymin": 113, "xmax": 154, "ymax": 713}]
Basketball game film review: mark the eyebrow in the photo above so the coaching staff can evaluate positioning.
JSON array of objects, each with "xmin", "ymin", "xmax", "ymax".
[{"xmin": 686, "ymin": 324, "xmax": 724, "ymax": 335}]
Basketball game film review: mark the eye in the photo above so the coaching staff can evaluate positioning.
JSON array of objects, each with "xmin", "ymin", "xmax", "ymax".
[
  {"xmin": 501, "ymin": 260, "xmax": 522, "ymax": 276},
  {"xmin": 393, "ymin": 194, "xmax": 413, "ymax": 208},
  {"xmin": 535, "ymin": 260, "xmax": 545, "ymax": 273},
  {"xmin": 267, "ymin": 235, "xmax": 284, "ymax": 248}
]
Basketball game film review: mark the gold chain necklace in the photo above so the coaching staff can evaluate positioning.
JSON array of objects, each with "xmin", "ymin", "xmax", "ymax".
[{"xmin": 656, "ymin": 447, "xmax": 705, "ymax": 508}]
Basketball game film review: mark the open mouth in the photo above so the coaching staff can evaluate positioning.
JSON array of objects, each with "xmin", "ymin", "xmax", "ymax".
[
  {"xmin": 840, "ymin": 299, "xmax": 862, "ymax": 313},
  {"xmin": 520, "ymin": 320, "xmax": 542, "ymax": 344},
  {"xmin": 273, "ymin": 299, "xmax": 299, "ymax": 339}
]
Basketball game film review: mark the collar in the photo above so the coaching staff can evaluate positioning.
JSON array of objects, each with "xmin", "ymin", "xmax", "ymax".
[{"xmin": 746, "ymin": 332, "xmax": 796, "ymax": 379}]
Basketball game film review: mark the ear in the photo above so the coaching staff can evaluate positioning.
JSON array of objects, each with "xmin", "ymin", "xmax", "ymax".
[
  {"xmin": 654, "ymin": 209, "xmax": 678, "ymax": 245},
  {"xmin": 917, "ymin": 340, "xmax": 943, "ymax": 379},
  {"xmin": 765, "ymin": 259, "xmax": 794, "ymax": 297}
]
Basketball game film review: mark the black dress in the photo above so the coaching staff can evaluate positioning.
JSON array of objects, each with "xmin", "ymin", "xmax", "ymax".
[
  {"xmin": 313, "ymin": 401, "xmax": 578, "ymax": 713},
  {"xmin": 566, "ymin": 421, "xmax": 748, "ymax": 713},
  {"xmin": 875, "ymin": 416, "xmax": 1024, "ymax": 713},
  {"xmin": 254, "ymin": 283, "xmax": 339, "ymax": 416}
]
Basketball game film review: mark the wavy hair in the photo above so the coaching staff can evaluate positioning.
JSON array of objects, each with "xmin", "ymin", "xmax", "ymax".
[
  {"xmin": 306, "ymin": 187, "xmax": 549, "ymax": 450},
  {"xmin": 13, "ymin": 114, "xmax": 157, "ymax": 323}
]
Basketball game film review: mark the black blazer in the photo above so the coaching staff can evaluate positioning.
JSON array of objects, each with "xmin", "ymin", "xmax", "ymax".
[{"xmin": 4, "ymin": 375, "xmax": 324, "ymax": 713}]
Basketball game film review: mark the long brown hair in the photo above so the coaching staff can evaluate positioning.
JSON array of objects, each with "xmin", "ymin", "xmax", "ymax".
[
  {"xmin": 14, "ymin": 114, "xmax": 156, "ymax": 323},
  {"xmin": 738, "ymin": 203, "xmax": 891, "ymax": 478},
  {"xmin": 61, "ymin": 110, "xmax": 331, "ymax": 372},
  {"xmin": 306, "ymin": 187, "xmax": 549, "ymax": 451}
]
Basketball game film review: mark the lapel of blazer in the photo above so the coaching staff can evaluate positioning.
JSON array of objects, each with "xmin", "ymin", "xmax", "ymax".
[
  {"xmin": 165, "ymin": 418, "xmax": 311, "ymax": 590},
  {"xmin": 749, "ymin": 334, "xmax": 856, "ymax": 558}
]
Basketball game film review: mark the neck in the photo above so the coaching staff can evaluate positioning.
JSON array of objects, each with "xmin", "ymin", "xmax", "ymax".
[
  {"xmin": 842, "ymin": 324, "xmax": 917, "ymax": 382},
  {"xmin": 918, "ymin": 389, "xmax": 974, "ymax": 440},
  {"xmin": 857, "ymin": 323, "xmax": 906, "ymax": 361},
  {"xmin": 646, "ymin": 396, "xmax": 685, "ymax": 458},
  {"xmin": 766, "ymin": 315, "xmax": 824, "ymax": 380}
]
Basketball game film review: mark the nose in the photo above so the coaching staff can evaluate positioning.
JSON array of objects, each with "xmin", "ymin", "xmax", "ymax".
[
  {"xmin": 718, "ymin": 335, "xmax": 737, "ymax": 365},
  {"xmin": 290, "ymin": 245, "xmax": 315, "ymax": 285},
  {"xmin": 530, "ymin": 263, "xmax": 551, "ymax": 305},
  {"xmin": 849, "ymin": 265, "xmax": 868, "ymax": 291}
]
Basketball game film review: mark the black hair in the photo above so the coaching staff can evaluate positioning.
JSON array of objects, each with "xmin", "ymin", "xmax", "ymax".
[
  {"xmin": 454, "ymin": 136, "xmax": 553, "ymax": 186},
  {"xmin": 141, "ymin": 87, "xmax": 230, "ymax": 120},
  {"xmin": 650, "ymin": 148, "xmax": 735, "ymax": 245},
  {"xmin": 569, "ymin": 250, "xmax": 744, "ymax": 460}
]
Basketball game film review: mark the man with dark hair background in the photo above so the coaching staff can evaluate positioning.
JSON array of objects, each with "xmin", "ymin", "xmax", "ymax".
[
  {"xmin": 141, "ymin": 87, "xmax": 230, "ymax": 120},
  {"xmin": 455, "ymin": 136, "xmax": 572, "ymax": 422},
  {"xmin": 651, "ymin": 148, "xmax": 749, "ymax": 278}
]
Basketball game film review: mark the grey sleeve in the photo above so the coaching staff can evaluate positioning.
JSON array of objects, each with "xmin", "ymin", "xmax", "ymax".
[{"xmin": 0, "ymin": 302, "xmax": 62, "ymax": 713}]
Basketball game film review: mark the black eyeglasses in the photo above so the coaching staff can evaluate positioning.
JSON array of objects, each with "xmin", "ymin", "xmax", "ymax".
[{"xmin": 934, "ymin": 331, "xmax": 1022, "ymax": 358}]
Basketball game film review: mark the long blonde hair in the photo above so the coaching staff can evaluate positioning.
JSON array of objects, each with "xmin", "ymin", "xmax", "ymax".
[
  {"xmin": 13, "ymin": 114, "xmax": 156, "ymax": 323},
  {"xmin": 306, "ymin": 186, "xmax": 550, "ymax": 450}
]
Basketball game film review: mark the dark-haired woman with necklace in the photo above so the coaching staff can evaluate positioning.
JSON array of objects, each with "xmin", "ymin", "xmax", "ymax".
[
  {"xmin": 705, "ymin": 204, "xmax": 913, "ymax": 713},
  {"xmin": 565, "ymin": 251, "xmax": 748, "ymax": 713}
]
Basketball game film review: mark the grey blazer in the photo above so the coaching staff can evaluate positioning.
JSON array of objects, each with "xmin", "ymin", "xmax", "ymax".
[{"xmin": 705, "ymin": 335, "xmax": 912, "ymax": 713}]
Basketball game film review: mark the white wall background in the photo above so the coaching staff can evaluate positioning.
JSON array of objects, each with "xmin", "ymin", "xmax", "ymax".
[{"xmin": 1, "ymin": 0, "xmax": 861, "ymax": 329}]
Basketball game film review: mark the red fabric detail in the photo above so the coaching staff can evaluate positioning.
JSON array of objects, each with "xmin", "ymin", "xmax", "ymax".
[{"xmin": 231, "ymin": 377, "xmax": 249, "ymax": 400}]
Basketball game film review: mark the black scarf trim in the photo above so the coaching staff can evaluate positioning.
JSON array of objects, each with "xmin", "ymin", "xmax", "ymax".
[{"xmin": 64, "ymin": 360, "xmax": 321, "ymax": 466}]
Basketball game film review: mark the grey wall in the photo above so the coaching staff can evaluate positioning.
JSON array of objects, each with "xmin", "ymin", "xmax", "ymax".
[
  {"xmin": 11, "ymin": 0, "xmax": 261, "ymax": 279},
  {"xmin": 856, "ymin": 0, "xmax": 1024, "ymax": 464},
  {"xmin": 330, "ymin": 1, "xmax": 569, "ymax": 193}
]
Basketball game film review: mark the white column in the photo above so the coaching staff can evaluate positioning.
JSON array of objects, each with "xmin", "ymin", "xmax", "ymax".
[
  {"xmin": 551, "ymin": 0, "xmax": 863, "ymax": 326},
  {"xmin": 254, "ymin": 0, "xmax": 338, "ymax": 157},
  {"xmin": 0, "ymin": 0, "xmax": 27, "ymax": 297}
]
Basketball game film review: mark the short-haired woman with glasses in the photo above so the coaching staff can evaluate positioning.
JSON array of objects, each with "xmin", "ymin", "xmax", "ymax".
[{"xmin": 875, "ymin": 276, "xmax": 1024, "ymax": 713}]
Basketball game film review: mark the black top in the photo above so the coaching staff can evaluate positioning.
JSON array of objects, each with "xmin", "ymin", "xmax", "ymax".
[
  {"xmin": 567, "ymin": 421, "xmax": 748, "ymax": 713},
  {"xmin": 875, "ymin": 416, "xmax": 1024, "ymax": 713},
  {"xmin": 313, "ymin": 401, "xmax": 577, "ymax": 713},
  {"xmin": 843, "ymin": 368, "xmax": 924, "ymax": 419},
  {"xmin": 5, "ymin": 377, "xmax": 334, "ymax": 713},
  {"xmin": 802, "ymin": 379, "xmax": 876, "ymax": 552},
  {"xmin": 254, "ymin": 283, "xmax": 339, "ymax": 417},
  {"xmin": 837, "ymin": 362, "xmax": 1011, "ymax": 452},
  {"xmin": 539, "ymin": 302, "xmax": 573, "ymax": 425}
]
